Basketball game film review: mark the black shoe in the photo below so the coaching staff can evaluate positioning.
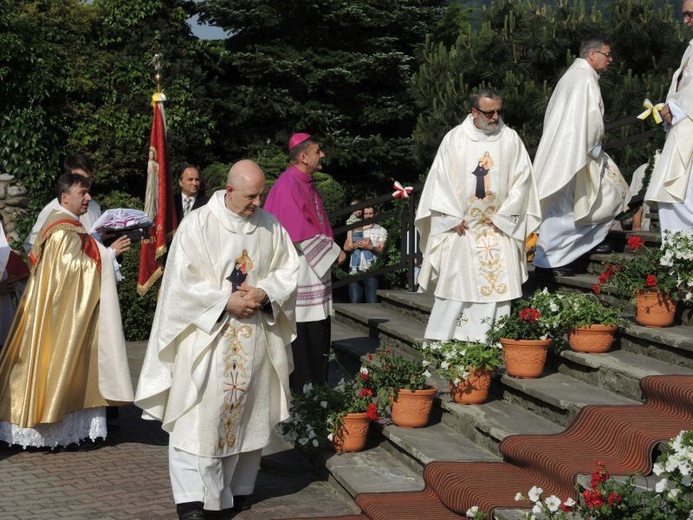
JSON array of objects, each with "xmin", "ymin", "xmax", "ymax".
[
  {"xmin": 550, "ymin": 266, "xmax": 577, "ymax": 277},
  {"xmin": 180, "ymin": 512, "xmax": 206, "ymax": 520},
  {"xmin": 593, "ymin": 242, "xmax": 614, "ymax": 254},
  {"xmin": 232, "ymin": 495, "xmax": 251, "ymax": 512}
]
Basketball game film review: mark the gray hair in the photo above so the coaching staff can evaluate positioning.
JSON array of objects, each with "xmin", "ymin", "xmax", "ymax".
[
  {"xmin": 470, "ymin": 88, "xmax": 502, "ymax": 110},
  {"xmin": 579, "ymin": 36, "xmax": 610, "ymax": 58}
]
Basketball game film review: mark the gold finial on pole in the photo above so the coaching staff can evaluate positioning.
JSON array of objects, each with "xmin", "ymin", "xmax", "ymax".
[{"xmin": 147, "ymin": 49, "xmax": 163, "ymax": 93}]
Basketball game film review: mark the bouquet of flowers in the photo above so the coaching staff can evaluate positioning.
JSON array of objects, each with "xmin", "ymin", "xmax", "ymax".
[
  {"xmin": 594, "ymin": 232, "xmax": 693, "ymax": 302},
  {"xmin": 280, "ymin": 375, "xmax": 378, "ymax": 451}
]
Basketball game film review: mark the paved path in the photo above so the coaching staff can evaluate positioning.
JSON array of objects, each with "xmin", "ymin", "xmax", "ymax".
[{"xmin": 0, "ymin": 342, "xmax": 360, "ymax": 520}]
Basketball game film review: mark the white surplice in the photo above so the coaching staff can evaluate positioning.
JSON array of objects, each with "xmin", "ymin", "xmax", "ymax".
[
  {"xmin": 533, "ymin": 58, "xmax": 630, "ymax": 268},
  {"xmin": 645, "ymin": 38, "xmax": 693, "ymax": 234},
  {"xmin": 416, "ymin": 115, "xmax": 541, "ymax": 340}
]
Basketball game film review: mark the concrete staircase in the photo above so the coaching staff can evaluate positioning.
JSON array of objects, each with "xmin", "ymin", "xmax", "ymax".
[{"xmin": 320, "ymin": 244, "xmax": 693, "ymax": 518}]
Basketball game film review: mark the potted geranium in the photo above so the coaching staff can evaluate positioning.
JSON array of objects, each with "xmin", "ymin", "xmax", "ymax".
[
  {"xmin": 593, "ymin": 232, "xmax": 693, "ymax": 327},
  {"xmin": 487, "ymin": 288, "xmax": 564, "ymax": 378},
  {"xmin": 280, "ymin": 375, "xmax": 378, "ymax": 453},
  {"xmin": 362, "ymin": 348, "xmax": 437, "ymax": 428},
  {"xmin": 421, "ymin": 339, "xmax": 503, "ymax": 405},
  {"xmin": 557, "ymin": 292, "xmax": 623, "ymax": 353}
]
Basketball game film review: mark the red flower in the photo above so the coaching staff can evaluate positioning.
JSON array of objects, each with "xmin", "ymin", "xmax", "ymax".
[
  {"xmin": 560, "ymin": 503, "xmax": 574, "ymax": 512},
  {"xmin": 366, "ymin": 402, "xmax": 379, "ymax": 420},
  {"xmin": 367, "ymin": 353, "xmax": 373, "ymax": 361},
  {"xmin": 359, "ymin": 372, "xmax": 369, "ymax": 381},
  {"xmin": 645, "ymin": 274, "xmax": 658, "ymax": 287},
  {"xmin": 592, "ymin": 283, "xmax": 601, "ymax": 294},
  {"xmin": 519, "ymin": 307, "xmax": 541, "ymax": 323},
  {"xmin": 359, "ymin": 388, "xmax": 373, "ymax": 397},
  {"xmin": 627, "ymin": 235, "xmax": 645, "ymax": 251},
  {"xmin": 607, "ymin": 492, "xmax": 621, "ymax": 506}
]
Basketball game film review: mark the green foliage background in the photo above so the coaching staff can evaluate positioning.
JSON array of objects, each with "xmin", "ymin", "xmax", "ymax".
[{"xmin": 1, "ymin": 0, "xmax": 692, "ymax": 339}]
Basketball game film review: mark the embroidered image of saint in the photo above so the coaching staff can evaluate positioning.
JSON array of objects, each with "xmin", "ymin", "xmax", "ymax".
[
  {"xmin": 472, "ymin": 151, "xmax": 495, "ymax": 199},
  {"xmin": 227, "ymin": 249, "xmax": 253, "ymax": 292}
]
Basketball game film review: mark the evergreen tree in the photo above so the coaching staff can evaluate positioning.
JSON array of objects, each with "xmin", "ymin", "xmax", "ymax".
[
  {"xmin": 412, "ymin": 0, "xmax": 687, "ymax": 180},
  {"xmin": 197, "ymin": 0, "xmax": 445, "ymax": 191}
]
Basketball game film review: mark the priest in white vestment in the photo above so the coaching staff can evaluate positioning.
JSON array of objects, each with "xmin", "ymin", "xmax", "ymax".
[
  {"xmin": 0, "ymin": 173, "xmax": 133, "ymax": 449},
  {"xmin": 645, "ymin": 1, "xmax": 693, "ymax": 235},
  {"xmin": 416, "ymin": 88, "xmax": 541, "ymax": 341},
  {"xmin": 533, "ymin": 37, "xmax": 630, "ymax": 276},
  {"xmin": 135, "ymin": 160, "xmax": 299, "ymax": 520}
]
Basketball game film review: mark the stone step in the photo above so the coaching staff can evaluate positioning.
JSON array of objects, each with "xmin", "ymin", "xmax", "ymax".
[
  {"xmin": 497, "ymin": 371, "xmax": 639, "ymax": 428},
  {"xmin": 324, "ymin": 444, "xmax": 424, "ymax": 500},
  {"xmin": 558, "ymin": 347, "xmax": 693, "ymax": 400},
  {"xmin": 438, "ymin": 396, "xmax": 564, "ymax": 457},
  {"xmin": 377, "ymin": 421, "xmax": 500, "ymax": 472}
]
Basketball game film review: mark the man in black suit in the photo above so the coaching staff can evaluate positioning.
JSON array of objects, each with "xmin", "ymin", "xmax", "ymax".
[{"xmin": 174, "ymin": 165, "xmax": 209, "ymax": 222}]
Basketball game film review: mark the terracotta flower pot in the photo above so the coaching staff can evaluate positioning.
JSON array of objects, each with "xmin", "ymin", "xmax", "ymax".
[
  {"xmin": 332, "ymin": 412, "xmax": 370, "ymax": 453},
  {"xmin": 390, "ymin": 387, "xmax": 437, "ymax": 428},
  {"xmin": 568, "ymin": 324, "xmax": 618, "ymax": 353},
  {"xmin": 449, "ymin": 367, "xmax": 492, "ymax": 405},
  {"xmin": 634, "ymin": 290, "xmax": 676, "ymax": 327},
  {"xmin": 499, "ymin": 338, "xmax": 551, "ymax": 378}
]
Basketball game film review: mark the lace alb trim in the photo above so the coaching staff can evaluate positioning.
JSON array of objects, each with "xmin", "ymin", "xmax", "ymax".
[{"xmin": 0, "ymin": 407, "xmax": 107, "ymax": 449}]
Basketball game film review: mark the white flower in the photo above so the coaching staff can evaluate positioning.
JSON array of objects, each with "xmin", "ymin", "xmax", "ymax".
[
  {"xmin": 441, "ymin": 361, "xmax": 450, "ymax": 369},
  {"xmin": 655, "ymin": 478, "xmax": 668, "ymax": 493},
  {"xmin": 302, "ymin": 382, "xmax": 313, "ymax": 394},
  {"xmin": 653, "ymin": 462, "xmax": 665, "ymax": 475},
  {"xmin": 360, "ymin": 366, "xmax": 369, "ymax": 375},
  {"xmin": 461, "ymin": 370, "xmax": 470, "ymax": 380},
  {"xmin": 423, "ymin": 370, "xmax": 432, "ymax": 378},
  {"xmin": 327, "ymin": 433, "xmax": 334, "ymax": 441},
  {"xmin": 545, "ymin": 495, "xmax": 561, "ymax": 512},
  {"xmin": 549, "ymin": 301, "xmax": 559, "ymax": 312},
  {"xmin": 668, "ymin": 488, "xmax": 681, "ymax": 500},
  {"xmin": 422, "ymin": 359, "xmax": 431, "ymax": 367},
  {"xmin": 465, "ymin": 505, "xmax": 479, "ymax": 517},
  {"xmin": 563, "ymin": 497, "xmax": 576, "ymax": 507},
  {"xmin": 320, "ymin": 400, "xmax": 328, "ymax": 409},
  {"xmin": 528, "ymin": 486, "xmax": 543, "ymax": 502},
  {"xmin": 453, "ymin": 377, "xmax": 461, "ymax": 385},
  {"xmin": 532, "ymin": 503, "xmax": 542, "ymax": 515},
  {"xmin": 514, "ymin": 492, "xmax": 524, "ymax": 501},
  {"xmin": 298, "ymin": 437, "xmax": 308, "ymax": 446}
]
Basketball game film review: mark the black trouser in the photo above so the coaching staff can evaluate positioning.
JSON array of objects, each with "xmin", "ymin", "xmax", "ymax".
[{"xmin": 289, "ymin": 318, "xmax": 331, "ymax": 392}]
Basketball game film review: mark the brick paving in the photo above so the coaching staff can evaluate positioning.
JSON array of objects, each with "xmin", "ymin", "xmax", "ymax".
[{"xmin": 0, "ymin": 342, "xmax": 360, "ymax": 520}]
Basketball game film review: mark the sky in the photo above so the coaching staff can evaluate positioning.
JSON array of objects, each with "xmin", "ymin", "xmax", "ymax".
[{"xmin": 188, "ymin": 14, "xmax": 229, "ymax": 40}]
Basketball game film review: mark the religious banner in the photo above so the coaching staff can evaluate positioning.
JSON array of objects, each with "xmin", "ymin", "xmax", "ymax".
[{"xmin": 137, "ymin": 91, "xmax": 177, "ymax": 295}]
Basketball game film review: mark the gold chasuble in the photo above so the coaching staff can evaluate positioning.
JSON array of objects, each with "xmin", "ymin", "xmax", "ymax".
[{"xmin": 0, "ymin": 211, "xmax": 128, "ymax": 429}]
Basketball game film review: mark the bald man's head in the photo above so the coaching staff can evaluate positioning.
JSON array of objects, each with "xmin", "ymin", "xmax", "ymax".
[{"xmin": 225, "ymin": 160, "xmax": 265, "ymax": 217}]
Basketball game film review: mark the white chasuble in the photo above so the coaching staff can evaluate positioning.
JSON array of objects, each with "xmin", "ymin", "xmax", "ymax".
[
  {"xmin": 646, "ymin": 39, "xmax": 693, "ymax": 210},
  {"xmin": 416, "ymin": 116, "xmax": 540, "ymax": 304},
  {"xmin": 135, "ymin": 191, "xmax": 298, "ymax": 459}
]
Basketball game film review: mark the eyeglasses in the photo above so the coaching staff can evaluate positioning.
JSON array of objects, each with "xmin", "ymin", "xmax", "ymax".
[
  {"xmin": 684, "ymin": 11, "xmax": 693, "ymax": 19},
  {"xmin": 474, "ymin": 108, "xmax": 503, "ymax": 118},
  {"xmin": 592, "ymin": 50, "xmax": 613, "ymax": 59}
]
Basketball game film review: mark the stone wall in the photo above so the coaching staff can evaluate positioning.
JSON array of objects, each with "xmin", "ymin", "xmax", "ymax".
[{"xmin": 0, "ymin": 173, "xmax": 29, "ymax": 243}]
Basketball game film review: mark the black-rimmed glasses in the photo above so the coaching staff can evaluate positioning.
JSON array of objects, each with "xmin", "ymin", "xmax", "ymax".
[{"xmin": 474, "ymin": 108, "xmax": 503, "ymax": 118}]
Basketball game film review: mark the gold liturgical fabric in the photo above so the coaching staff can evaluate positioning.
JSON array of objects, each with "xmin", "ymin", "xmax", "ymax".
[{"xmin": 0, "ymin": 212, "xmax": 129, "ymax": 428}]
